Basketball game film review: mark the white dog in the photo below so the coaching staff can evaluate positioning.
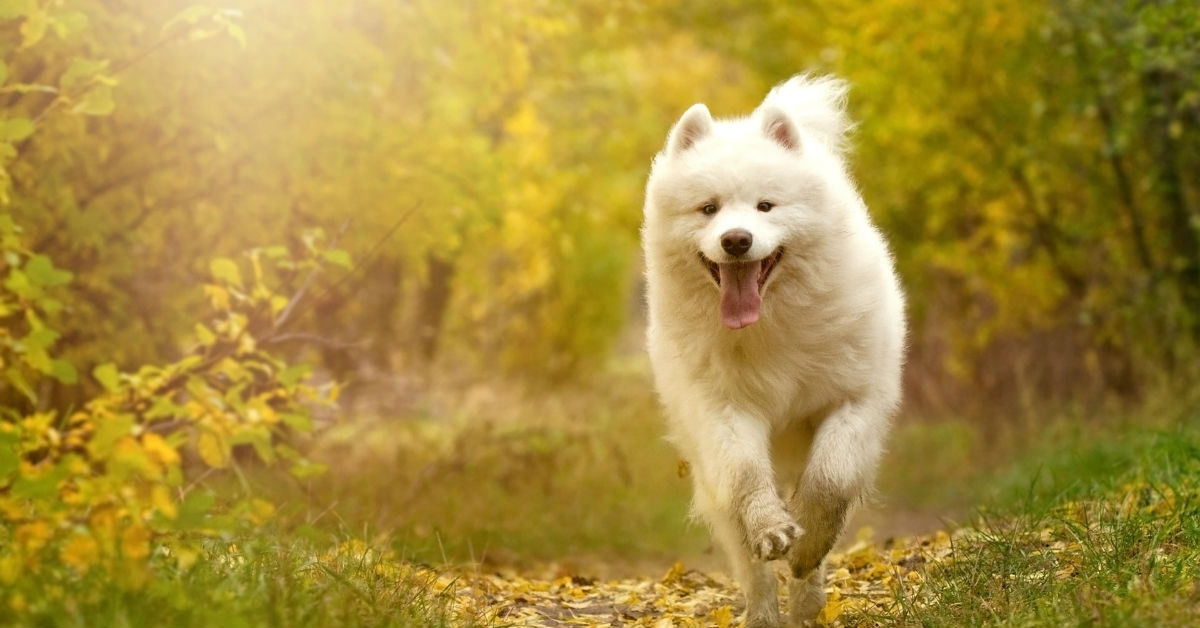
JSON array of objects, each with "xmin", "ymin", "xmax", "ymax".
[{"xmin": 641, "ymin": 75, "xmax": 905, "ymax": 627}]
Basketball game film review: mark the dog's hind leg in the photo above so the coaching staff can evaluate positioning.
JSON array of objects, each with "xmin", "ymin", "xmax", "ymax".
[
  {"xmin": 694, "ymin": 484, "xmax": 781, "ymax": 628},
  {"xmin": 684, "ymin": 413, "xmax": 801, "ymax": 627},
  {"xmin": 788, "ymin": 562, "xmax": 827, "ymax": 627}
]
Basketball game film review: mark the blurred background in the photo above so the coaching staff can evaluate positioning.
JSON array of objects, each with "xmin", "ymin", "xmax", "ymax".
[{"xmin": 3, "ymin": 0, "xmax": 1198, "ymax": 575}]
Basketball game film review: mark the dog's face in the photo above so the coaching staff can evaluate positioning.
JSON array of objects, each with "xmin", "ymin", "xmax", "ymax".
[{"xmin": 644, "ymin": 104, "xmax": 836, "ymax": 329}]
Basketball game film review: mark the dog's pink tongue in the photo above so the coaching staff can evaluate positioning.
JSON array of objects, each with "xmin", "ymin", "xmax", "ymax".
[{"xmin": 719, "ymin": 261, "xmax": 762, "ymax": 329}]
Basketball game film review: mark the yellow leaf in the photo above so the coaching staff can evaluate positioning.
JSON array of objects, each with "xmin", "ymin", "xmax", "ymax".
[
  {"xmin": 112, "ymin": 436, "xmax": 161, "ymax": 479},
  {"xmin": 90, "ymin": 507, "xmax": 118, "ymax": 546},
  {"xmin": 142, "ymin": 432, "xmax": 180, "ymax": 467},
  {"xmin": 818, "ymin": 591, "xmax": 844, "ymax": 625},
  {"xmin": 248, "ymin": 498, "xmax": 274, "ymax": 524},
  {"xmin": 197, "ymin": 430, "xmax": 229, "ymax": 468},
  {"xmin": 19, "ymin": 10, "xmax": 46, "ymax": 48},
  {"xmin": 194, "ymin": 322, "xmax": 216, "ymax": 345},
  {"xmin": 0, "ymin": 556, "xmax": 19, "ymax": 585},
  {"xmin": 203, "ymin": 284, "xmax": 231, "ymax": 311},
  {"xmin": 70, "ymin": 84, "xmax": 115, "ymax": 116},
  {"xmin": 173, "ymin": 544, "xmax": 199, "ymax": 571},
  {"xmin": 250, "ymin": 400, "xmax": 278, "ymax": 424},
  {"xmin": 15, "ymin": 520, "xmax": 51, "ymax": 551},
  {"xmin": 151, "ymin": 484, "xmax": 178, "ymax": 520},
  {"xmin": 210, "ymin": 257, "xmax": 243, "ymax": 288},
  {"xmin": 122, "ymin": 524, "xmax": 151, "ymax": 560},
  {"xmin": 61, "ymin": 534, "xmax": 100, "ymax": 572},
  {"xmin": 710, "ymin": 605, "xmax": 734, "ymax": 628},
  {"xmin": 661, "ymin": 561, "xmax": 685, "ymax": 584}
]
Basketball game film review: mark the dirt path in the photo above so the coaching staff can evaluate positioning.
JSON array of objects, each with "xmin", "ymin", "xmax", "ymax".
[{"xmin": 439, "ymin": 528, "xmax": 956, "ymax": 627}]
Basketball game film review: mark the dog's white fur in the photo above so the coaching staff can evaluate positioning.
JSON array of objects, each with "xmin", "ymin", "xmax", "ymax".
[{"xmin": 641, "ymin": 75, "xmax": 905, "ymax": 627}]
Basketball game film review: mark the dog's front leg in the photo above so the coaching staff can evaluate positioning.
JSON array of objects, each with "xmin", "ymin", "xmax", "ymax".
[
  {"xmin": 686, "ymin": 412, "xmax": 801, "ymax": 628},
  {"xmin": 786, "ymin": 401, "xmax": 886, "ymax": 626},
  {"xmin": 694, "ymin": 412, "xmax": 803, "ymax": 559}
]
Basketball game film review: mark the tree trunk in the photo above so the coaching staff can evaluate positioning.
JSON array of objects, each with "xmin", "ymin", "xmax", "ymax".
[
  {"xmin": 415, "ymin": 255, "xmax": 455, "ymax": 362},
  {"xmin": 1143, "ymin": 67, "xmax": 1200, "ymax": 342}
]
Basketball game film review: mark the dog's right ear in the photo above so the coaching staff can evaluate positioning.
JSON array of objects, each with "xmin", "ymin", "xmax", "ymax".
[{"xmin": 666, "ymin": 104, "xmax": 713, "ymax": 156}]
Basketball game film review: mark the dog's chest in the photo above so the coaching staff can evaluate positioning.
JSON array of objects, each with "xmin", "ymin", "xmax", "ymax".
[{"xmin": 693, "ymin": 326, "xmax": 855, "ymax": 420}]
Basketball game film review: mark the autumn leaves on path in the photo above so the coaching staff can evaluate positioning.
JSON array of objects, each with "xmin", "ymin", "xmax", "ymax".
[
  {"xmin": 437, "ymin": 527, "xmax": 956, "ymax": 628},
  {"xmin": 433, "ymin": 480, "xmax": 1193, "ymax": 627}
]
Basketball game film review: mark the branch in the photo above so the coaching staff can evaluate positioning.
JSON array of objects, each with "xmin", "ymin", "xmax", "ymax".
[
  {"xmin": 260, "ymin": 332, "xmax": 368, "ymax": 349},
  {"xmin": 275, "ymin": 204, "xmax": 419, "ymax": 331},
  {"xmin": 29, "ymin": 30, "xmax": 185, "ymax": 126},
  {"xmin": 271, "ymin": 218, "xmax": 352, "ymax": 331}
]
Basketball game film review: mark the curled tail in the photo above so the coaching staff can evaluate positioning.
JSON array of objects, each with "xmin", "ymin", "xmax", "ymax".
[{"xmin": 759, "ymin": 74, "xmax": 854, "ymax": 154}]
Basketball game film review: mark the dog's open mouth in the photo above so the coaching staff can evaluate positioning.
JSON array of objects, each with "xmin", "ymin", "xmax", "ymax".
[
  {"xmin": 699, "ymin": 248, "xmax": 783, "ymax": 330},
  {"xmin": 701, "ymin": 248, "xmax": 783, "ymax": 290}
]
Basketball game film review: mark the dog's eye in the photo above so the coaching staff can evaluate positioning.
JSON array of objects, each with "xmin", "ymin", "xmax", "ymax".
[
  {"xmin": 700, "ymin": 203, "xmax": 718, "ymax": 216},
  {"xmin": 756, "ymin": 201, "xmax": 775, "ymax": 212}
]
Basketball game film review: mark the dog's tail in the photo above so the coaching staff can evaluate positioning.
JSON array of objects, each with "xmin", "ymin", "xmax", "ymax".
[{"xmin": 760, "ymin": 74, "xmax": 853, "ymax": 154}]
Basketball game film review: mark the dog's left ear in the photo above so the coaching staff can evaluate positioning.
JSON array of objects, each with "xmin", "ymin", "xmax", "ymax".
[{"xmin": 760, "ymin": 106, "xmax": 800, "ymax": 151}]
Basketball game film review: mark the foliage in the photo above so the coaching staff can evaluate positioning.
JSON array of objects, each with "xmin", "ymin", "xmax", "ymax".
[
  {"xmin": 0, "ymin": 534, "xmax": 468, "ymax": 627},
  {"xmin": 2, "ymin": 0, "xmax": 671, "ymax": 395},
  {"xmin": 892, "ymin": 414, "xmax": 1200, "ymax": 627},
  {"xmin": 0, "ymin": 215, "xmax": 76, "ymax": 403},
  {"xmin": 0, "ymin": 222, "xmax": 342, "ymax": 610},
  {"xmin": 2, "ymin": 0, "xmax": 1193, "ymax": 411}
]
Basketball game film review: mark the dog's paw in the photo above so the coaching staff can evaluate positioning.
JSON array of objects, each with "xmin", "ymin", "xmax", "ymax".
[{"xmin": 751, "ymin": 520, "xmax": 804, "ymax": 561}]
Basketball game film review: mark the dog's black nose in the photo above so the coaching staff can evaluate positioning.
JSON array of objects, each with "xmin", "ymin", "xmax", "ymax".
[{"xmin": 720, "ymin": 229, "xmax": 753, "ymax": 257}]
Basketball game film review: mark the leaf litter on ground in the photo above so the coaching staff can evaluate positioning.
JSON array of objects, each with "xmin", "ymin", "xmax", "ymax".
[
  {"xmin": 407, "ymin": 525, "xmax": 957, "ymax": 628},
  {"xmin": 335, "ymin": 480, "xmax": 1189, "ymax": 627}
]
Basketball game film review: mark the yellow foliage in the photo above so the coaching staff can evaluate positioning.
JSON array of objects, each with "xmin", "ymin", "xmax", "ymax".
[
  {"xmin": 121, "ymin": 525, "xmax": 151, "ymax": 561},
  {"xmin": 170, "ymin": 543, "xmax": 200, "ymax": 572},
  {"xmin": 112, "ymin": 436, "xmax": 161, "ymax": 479},
  {"xmin": 196, "ymin": 430, "xmax": 230, "ymax": 469},
  {"xmin": 819, "ymin": 589, "xmax": 845, "ymax": 625},
  {"xmin": 89, "ymin": 507, "xmax": 118, "ymax": 548},
  {"xmin": 141, "ymin": 432, "xmax": 180, "ymax": 468},
  {"xmin": 247, "ymin": 498, "xmax": 275, "ymax": 525},
  {"xmin": 709, "ymin": 604, "xmax": 734, "ymax": 628},
  {"xmin": 16, "ymin": 521, "xmax": 52, "ymax": 552},
  {"xmin": 60, "ymin": 534, "xmax": 100, "ymax": 573},
  {"xmin": 0, "ymin": 556, "xmax": 19, "ymax": 585},
  {"xmin": 0, "ymin": 219, "xmax": 333, "ymax": 596},
  {"xmin": 151, "ymin": 484, "xmax": 177, "ymax": 520},
  {"xmin": 203, "ymin": 285, "xmax": 231, "ymax": 311}
]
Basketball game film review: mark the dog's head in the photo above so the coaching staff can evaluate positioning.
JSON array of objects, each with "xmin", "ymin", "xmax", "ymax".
[{"xmin": 644, "ymin": 102, "xmax": 844, "ymax": 330}]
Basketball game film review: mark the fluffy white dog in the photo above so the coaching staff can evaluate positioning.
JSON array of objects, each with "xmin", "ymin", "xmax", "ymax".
[{"xmin": 641, "ymin": 75, "xmax": 905, "ymax": 627}]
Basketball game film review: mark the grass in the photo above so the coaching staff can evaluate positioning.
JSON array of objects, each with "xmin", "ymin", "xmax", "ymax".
[
  {"xmin": 887, "ymin": 403, "xmax": 1200, "ymax": 627},
  {"xmin": 268, "ymin": 369, "xmax": 710, "ymax": 570},
  {"xmin": 1, "ymin": 533, "xmax": 471, "ymax": 628}
]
